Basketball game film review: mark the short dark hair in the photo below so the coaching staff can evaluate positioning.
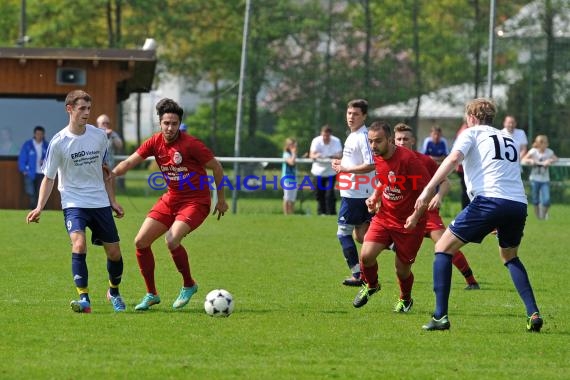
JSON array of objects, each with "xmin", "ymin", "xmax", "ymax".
[
  {"xmin": 33, "ymin": 125, "xmax": 45, "ymax": 134},
  {"xmin": 321, "ymin": 125, "xmax": 332, "ymax": 134},
  {"xmin": 368, "ymin": 120, "xmax": 392, "ymax": 138},
  {"xmin": 347, "ymin": 99, "xmax": 368, "ymax": 115},
  {"xmin": 65, "ymin": 90, "xmax": 91, "ymax": 107},
  {"xmin": 156, "ymin": 98, "xmax": 184, "ymax": 121}
]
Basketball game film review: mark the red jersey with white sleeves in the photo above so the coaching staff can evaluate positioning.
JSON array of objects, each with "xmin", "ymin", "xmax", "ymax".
[
  {"xmin": 373, "ymin": 146, "xmax": 430, "ymax": 230},
  {"xmin": 137, "ymin": 132, "xmax": 214, "ymax": 205}
]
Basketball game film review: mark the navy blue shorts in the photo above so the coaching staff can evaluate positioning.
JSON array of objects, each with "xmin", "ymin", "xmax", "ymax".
[
  {"xmin": 449, "ymin": 196, "xmax": 527, "ymax": 248},
  {"xmin": 63, "ymin": 207, "xmax": 120, "ymax": 246},
  {"xmin": 338, "ymin": 197, "xmax": 373, "ymax": 226}
]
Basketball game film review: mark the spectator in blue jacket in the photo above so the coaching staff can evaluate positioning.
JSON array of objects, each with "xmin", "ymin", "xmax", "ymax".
[{"xmin": 18, "ymin": 126, "xmax": 48, "ymax": 208}]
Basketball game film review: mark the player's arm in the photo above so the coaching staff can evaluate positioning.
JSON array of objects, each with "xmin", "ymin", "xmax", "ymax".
[
  {"xmin": 415, "ymin": 150, "xmax": 464, "ymax": 211},
  {"xmin": 103, "ymin": 164, "xmax": 124, "ymax": 218},
  {"xmin": 111, "ymin": 152, "xmax": 145, "ymax": 177},
  {"xmin": 26, "ymin": 176, "xmax": 55, "ymax": 223},
  {"xmin": 333, "ymin": 162, "xmax": 375, "ymax": 174},
  {"xmin": 204, "ymin": 158, "xmax": 229, "ymax": 220},
  {"xmin": 429, "ymin": 176, "xmax": 450, "ymax": 210}
]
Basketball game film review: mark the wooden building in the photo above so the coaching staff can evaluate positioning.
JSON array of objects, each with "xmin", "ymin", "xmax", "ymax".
[{"xmin": 0, "ymin": 47, "xmax": 156, "ymax": 210}]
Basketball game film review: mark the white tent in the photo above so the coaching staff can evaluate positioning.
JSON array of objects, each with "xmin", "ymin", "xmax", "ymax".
[{"xmin": 371, "ymin": 83, "xmax": 508, "ymax": 119}]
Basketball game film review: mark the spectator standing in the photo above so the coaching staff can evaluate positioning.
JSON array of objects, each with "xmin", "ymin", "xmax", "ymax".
[
  {"xmin": 522, "ymin": 135, "xmax": 558, "ymax": 220},
  {"xmin": 501, "ymin": 115, "xmax": 528, "ymax": 159},
  {"xmin": 282, "ymin": 138, "xmax": 298, "ymax": 215},
  {"xmin": 0, "ymin": 128, "xmax": 18, "ymax": 155},
  {"xmin": 309, "ymin": 125, "xmax": 342, "ymax": 215},
  {"xmin": 18, "ymin": 126, "xmax": 49, "ymax": 209},
  {"xmin": 421, "ymin": 126, "xmax": 449, "ymax": 165}
]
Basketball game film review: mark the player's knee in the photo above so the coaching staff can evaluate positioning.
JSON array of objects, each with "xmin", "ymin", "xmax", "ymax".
[{"xmin": 164, "ymin": 231, "xmax": 182, "ymax": 251}]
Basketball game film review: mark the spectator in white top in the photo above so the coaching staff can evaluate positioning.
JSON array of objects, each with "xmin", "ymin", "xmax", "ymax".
[
  {"xmin": 522, "ymin": 135, "xmax": 558, "ymax": 220},
  {"xmin": 309, "ymin": 125, "xmax": 342, "ymax": 215},
  {"xmin": 501, "ymin": 115, "xmax": 528, "ymax": 160}
]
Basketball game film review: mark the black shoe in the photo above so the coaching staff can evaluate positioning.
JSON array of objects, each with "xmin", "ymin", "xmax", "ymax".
[
  {"xmin": 352, "ymin": 283, "xmax": 380, "ymax": 308},
  {"xmin": 343, "ymin": 276, "xmax": 364, "ymax": 287},
  {"xmin": 464, "ymin": 283, "xmax": 480, "ymax": 290},
  {"xmin": 526, "ymin": 312, "xmax": 543, "ymax": 332},
  {"xmin": 422, "ymin": 315, "xmax": 451, "ymax": 331}
]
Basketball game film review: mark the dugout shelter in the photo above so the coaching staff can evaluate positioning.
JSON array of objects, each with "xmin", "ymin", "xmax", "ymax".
[{"xmin": 0, "ymin": 47, "xmax": 156, "ymax": 209}]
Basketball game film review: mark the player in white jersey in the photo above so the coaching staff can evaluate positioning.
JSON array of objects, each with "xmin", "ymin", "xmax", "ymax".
[
  {"xmin": 26, "ymin": 90, "xmax": 127, "ymax": 313},
  {"xmin": 331, "ymin": 99, "xmax": 376, "ymax": 286},
  {"xmin": 414, "ymin": 98, "xmax": 543, "ymax": 333}
]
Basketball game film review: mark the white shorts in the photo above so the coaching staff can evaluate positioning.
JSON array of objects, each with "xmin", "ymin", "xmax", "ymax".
[{"xmin": 283, "ymin": 188, "xmax": 298, "ymax": 202}]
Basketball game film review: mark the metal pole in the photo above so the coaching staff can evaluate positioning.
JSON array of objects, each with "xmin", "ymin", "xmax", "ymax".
[
  {"xmin": 18, "ymin": 0, "xmax": 27, "ymax": 47},
  {"xmin": 231, "ymin": 0, "xmax": 252, "ymax": 214},
  {"xmin": 486, "ymin": 0, "xmax": 496, "ymax": 98}
]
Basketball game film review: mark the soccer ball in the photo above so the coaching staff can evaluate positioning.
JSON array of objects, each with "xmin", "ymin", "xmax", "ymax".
[{"xmin": 204, "ymin": 289, "xmax": 234, "ymax": 317}]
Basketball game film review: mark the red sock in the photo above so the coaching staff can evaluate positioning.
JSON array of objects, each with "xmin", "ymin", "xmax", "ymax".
[
  {"xmin": 360, "ymin": 261, "xmax": 379, "ymax": 288},
  {"xmin": 170, "ymin": 245, "xmax": 195, "ymax": 288},
  {"xmin": 136, "ymin": 247, "xmax": 157, "ymax": 294},
  {"xmin": 398, "ymin": 272, "xmax": 414, "ymax": 301},
  {"xmin": 452, "ymin": 251, "xmax": 477, "ymax": 284}
]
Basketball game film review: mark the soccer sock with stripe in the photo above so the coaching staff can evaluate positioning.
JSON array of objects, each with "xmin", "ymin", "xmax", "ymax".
[
  {"xmin": 136, "ymin": 247, "xmax": 157, "ymax": 295},
  {"xmin": 505, "ymin": 256, "xmax": 539, "ymax": 316},
  {"xmin": 107, "ymin": 257, "xmax": 123, "ymax": 296},
  {"xmin": 433, "ymin": 252, "xmax": 453, "ymax": 319},
  {"xmin": 338, "ymin": 234, "xmax": 360, "ymax": 277},
  {"xmin": 71, "ymin": 253, "xmax": 90, "ymax": 303},
  {"xmin": 170, "ymin": 245, "xmax": 195, "ymax": 288}
]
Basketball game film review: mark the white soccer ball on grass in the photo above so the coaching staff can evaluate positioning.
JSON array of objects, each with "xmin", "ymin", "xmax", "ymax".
[{"xmin": 204, "ymin": 289, "xmax": 234, "ymax": 317}]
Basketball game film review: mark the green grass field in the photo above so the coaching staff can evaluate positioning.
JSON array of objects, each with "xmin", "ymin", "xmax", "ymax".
[{"xmin": 1, "ymin": 196, "xmax": 569, "ymax": 379}]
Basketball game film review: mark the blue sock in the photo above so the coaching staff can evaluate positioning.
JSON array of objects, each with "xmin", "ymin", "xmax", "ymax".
[
  {"xmin": 107, "ymin": 257, "xmax": 123, "ymax": 296},
  {"xmin": 71, "ymin": 253, "xmax": 90, "ymax": 303},
  {"xmin": 338, "ymin": 234, "xmax": 359, "ymax": 272},
  {"xmin": 433, "ymin": 252, "xmax": 453, "ymax": 319},
  {"xmin": 505, "ymin": 257, "xmax": 539, "ymax": 316}
]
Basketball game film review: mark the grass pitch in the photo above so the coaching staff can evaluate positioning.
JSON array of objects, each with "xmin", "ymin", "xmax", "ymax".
[{"xmin": 1, "ymin": 196, "xmax": 568, "ymax": 379}]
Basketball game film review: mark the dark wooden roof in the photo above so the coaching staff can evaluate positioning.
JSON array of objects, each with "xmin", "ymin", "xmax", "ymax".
[{"xmin": 0, "ymin": 47, "xmax": 157, "ymax": 95}]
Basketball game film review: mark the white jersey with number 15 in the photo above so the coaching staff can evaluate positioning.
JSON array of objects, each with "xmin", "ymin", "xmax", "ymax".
[{"xmin": 452, "ymin": 125, "xmax": 527, "ymax": 204}]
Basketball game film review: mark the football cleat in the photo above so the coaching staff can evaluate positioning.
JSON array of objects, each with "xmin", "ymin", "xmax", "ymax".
[
  {"xmin": 173, "ymin": 284, "xmax": 198, "ymax": 309},
  {"xmin": 342, "ymin": 276, "xmax": 364, "ymax": 287},
  {"xmin": 107, "ymin": 290, "xmax": 126, "ymax": 312},
  {"xmin": 464, "ymin": 283, "xmax": 480, "ymax": 290},
  {"xmin": 422, "ymin": 315, "xmax": 450, "ymax": 331},
  {"xmin": 134, "ymin": 293, "xmax": 161, "ymax": 311},
  {"xmin": 353, "ymin": 283, "xmax": 380, "ymax": 308},
  {"xmin": 394, "ymin": 298, "xmax": 414, "ymax": 313},
  {"xmin": 526, "ymin": 312, "xmax": 543, "ymax": 332},
  {"xmin": 70, "ymin": 299, "xmax": 92, "ymax": 314}
]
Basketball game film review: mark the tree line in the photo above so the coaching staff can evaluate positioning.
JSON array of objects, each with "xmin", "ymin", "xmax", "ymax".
[{"xmin": 1, "ymin": 0, "xmax": 568, "ymax": 156}]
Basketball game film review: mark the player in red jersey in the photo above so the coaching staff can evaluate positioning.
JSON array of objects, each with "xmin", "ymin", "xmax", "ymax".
[
  {"xmin": 352, "ymin": 120, "xmax": 430, "ymax": 311},
  {"xmin": 111, "ymin": 98, "xmax": 228, "ymax": 311},
  {"xmin": 394, "ymin": 123, "xmax": 480, "ymax": 290}
]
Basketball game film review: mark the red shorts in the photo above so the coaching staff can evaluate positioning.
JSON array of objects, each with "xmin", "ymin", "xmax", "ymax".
[
  {"xmin": 364, "ymin": 218, "xmax": 426, "ymax": 264},
  {"xmin": 425, "ymin": 209, "xmax": 445, "ymax": 235},
  {"xmin": 148, "ymin": 194, "xmax": 210, "ymax": 231}
]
